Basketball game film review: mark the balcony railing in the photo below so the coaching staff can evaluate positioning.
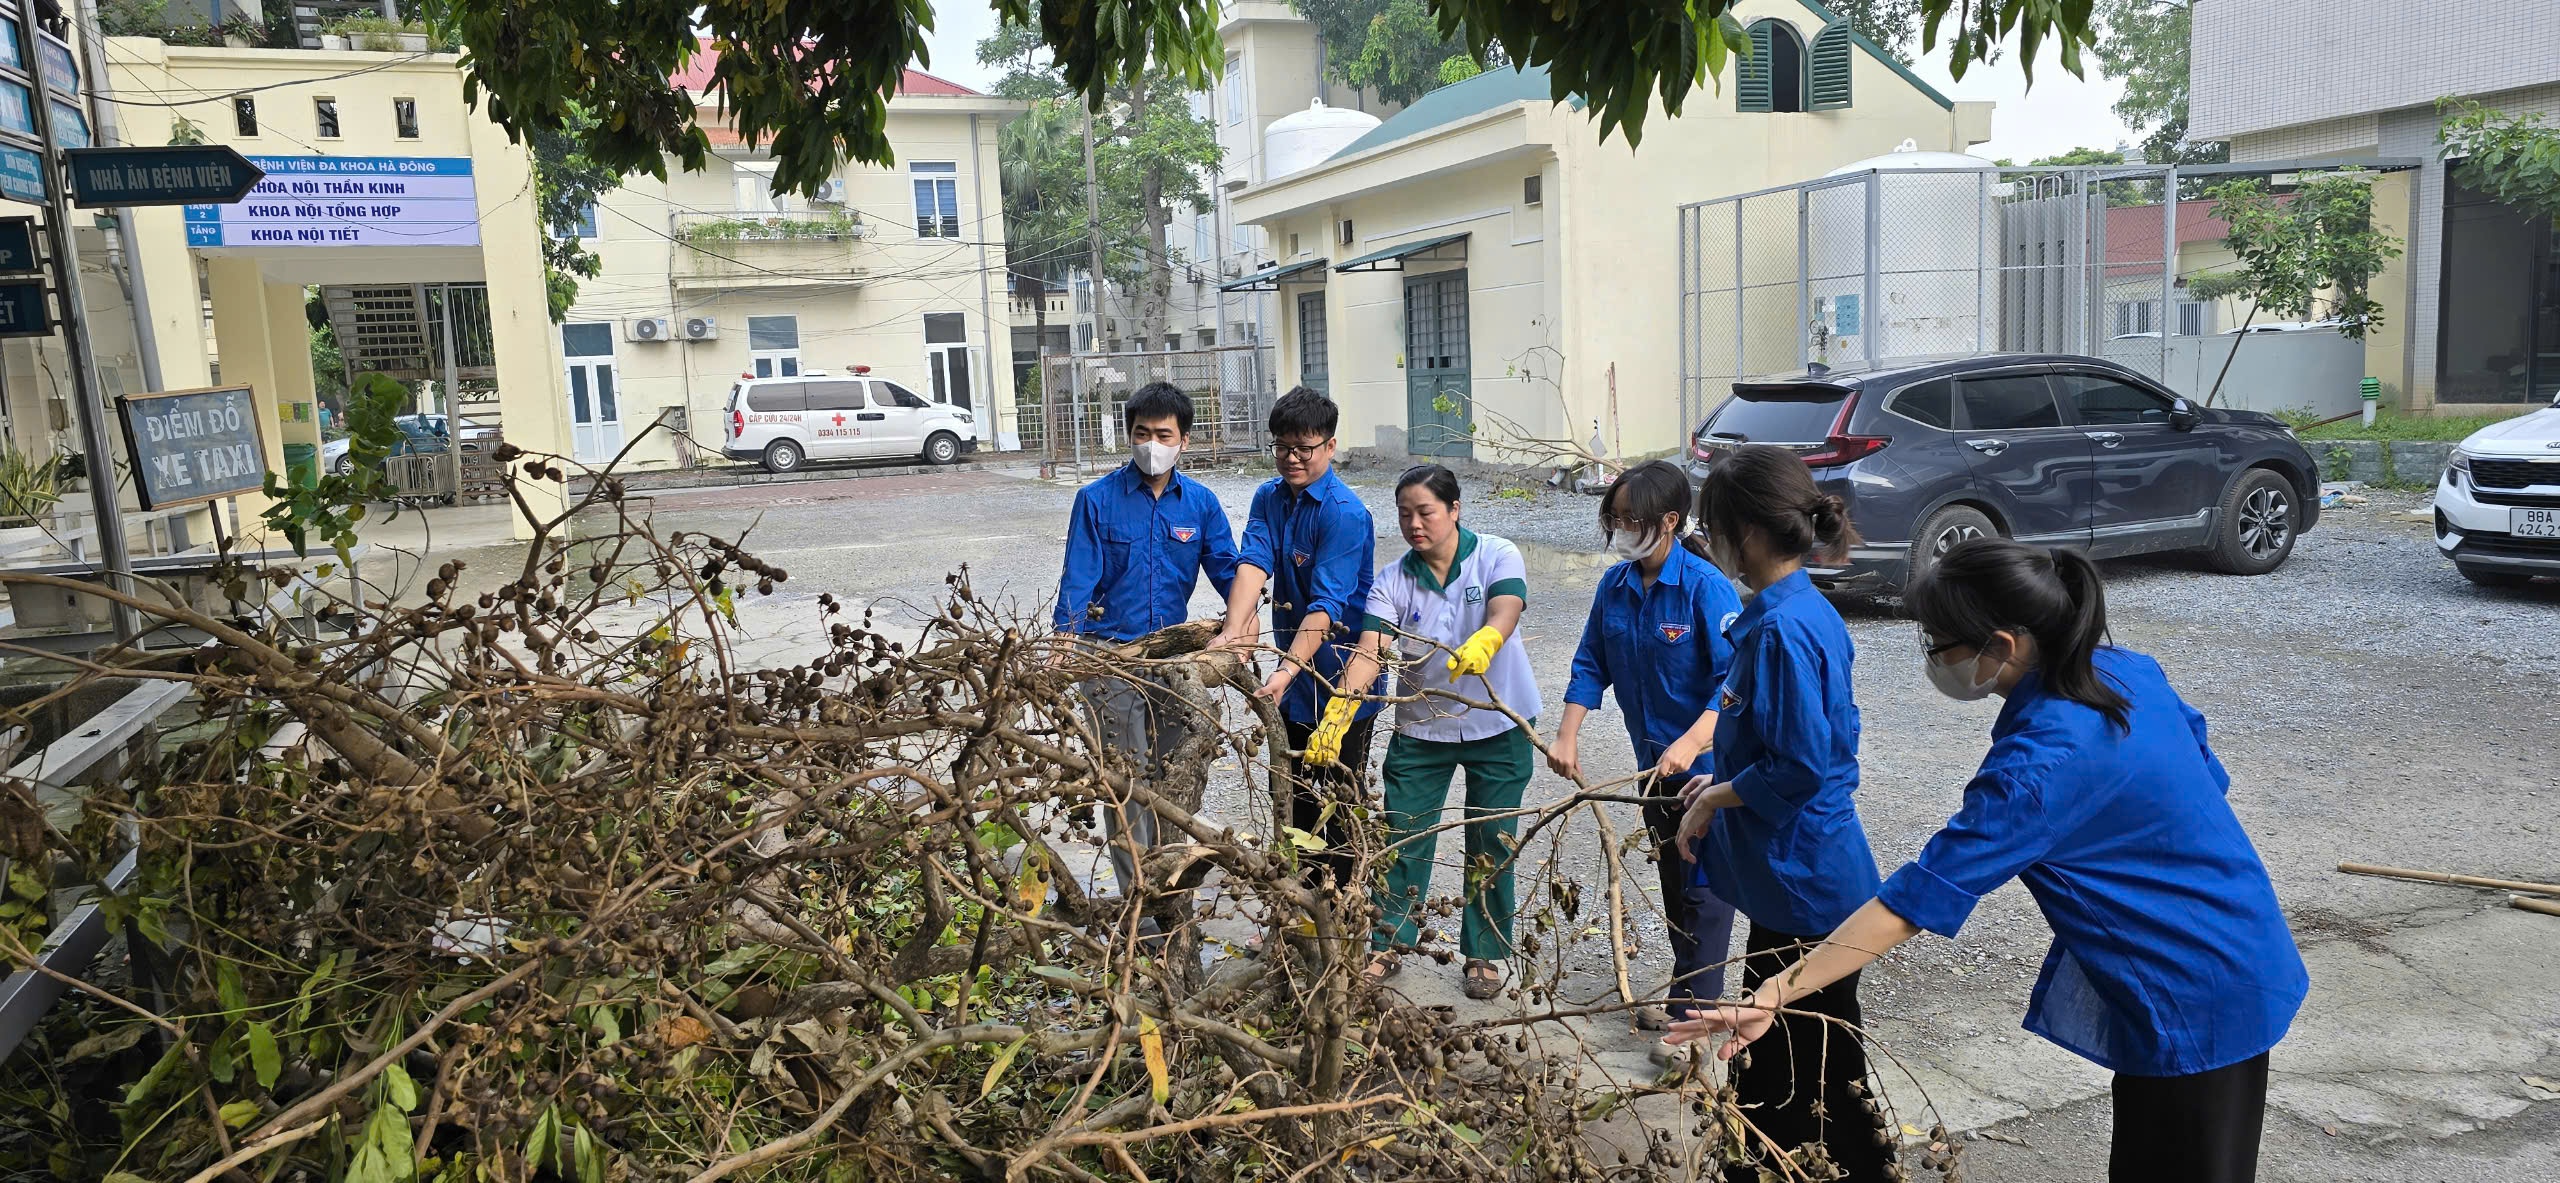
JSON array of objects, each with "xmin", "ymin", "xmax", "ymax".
[{"xmin": 669, "ymin": 210, "xmax": 872, "ymax": 286}]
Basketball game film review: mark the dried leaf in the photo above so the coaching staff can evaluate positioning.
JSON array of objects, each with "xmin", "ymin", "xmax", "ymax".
[
  {"xmin": 1139, "ymin": 1015, "xmax": 1169, "ymax": 1105},
  {"xmin": 2526, "ymin": 1074, "xmax": 2560, "ymax": 1096},
  {"xmin": 657, "ymin": 1015, "xmax": 713, "ymax": 1050}
]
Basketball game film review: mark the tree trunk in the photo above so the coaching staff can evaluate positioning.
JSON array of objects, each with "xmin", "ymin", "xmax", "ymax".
[{"xmin": 1129, "ymin": 75, "xmax": 1175, "ymax": 346}]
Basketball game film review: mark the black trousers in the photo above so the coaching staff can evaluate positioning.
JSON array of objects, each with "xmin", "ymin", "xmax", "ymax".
[
  {"xmin": 1282, "ymin": 714, "xmax": 1377, "ymax": 891},
  {"xmin": 1724, "ymin": 922, "xmax": 1893, "ymax": 1183},
  {"xmin": 1642, "ymin": 795, "xmax": 1736, "ymax": 1008},
  {"xmin": 2110, "ymin": 1052, "xmax": 2271, "ymax": 1183}
]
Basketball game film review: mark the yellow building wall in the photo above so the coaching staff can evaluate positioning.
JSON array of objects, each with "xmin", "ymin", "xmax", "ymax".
[
  {"xmin": 102, "ymin": 39, "xmax": 569, "ymax": 535},
  {"xmin": 1560, "ymin": 0, "xmax": 1983, "ymax": 455},
  {"xmin": 572, "ymin": 105, "xmax": 1019, "ymax": 468}
]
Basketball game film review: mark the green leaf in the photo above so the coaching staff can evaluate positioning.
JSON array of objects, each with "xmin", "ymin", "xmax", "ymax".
[
  {"xmin": 122, "ymin": 1042, "xmax": 183, "ymax": 1107},
  {"xmin": 1451, "ymin": 1122, "xmax": 1483, "ymax": 1146},
  {"xmin": 979, "ymin": 1034, "xmax": 1030, "ymax": 1100},
  {"xmin": 385, "ymin": 1062, "xmax": 419, "ymax": 1113},
  {"xmin": 219, "ymin": 1099, "xmax": 260, "ymax": 1128},
  {"xmin": 575, "ymin": 1121, "xmax": 605, "ymax": 1183},
  {"xmin": 524, "ymin": 1104, "xmax": 559, "ymax": 1171},
  {"xmin": 248, "ymin": 1020, "xmax": 282, "ymax": 1089},
  {"xmin": 216, "ymin": 960, "xmax": 248, "ymax": 1014},
  {"xmin": 208, "ymin": 1026, "xmax": 237, "ymax": 1084},
  {"xmin": 589, "ymin": 1004, "xmax": 621, "ymax": 1044},
  {"xmin": 1282, "ymin": 826, "xmax": 1327, "ymax": 852},
  {"xmin": 6, "ymin": 863, "xmax": 44, "ymax": 901}
]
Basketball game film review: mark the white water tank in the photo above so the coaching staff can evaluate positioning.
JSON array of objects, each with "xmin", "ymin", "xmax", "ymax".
[
  {"xmin": 1806, "ymin": 140, "xmax": 2002, "ymax": 363},
  {"xmin": 1265, "ymin": 100, "xmax": 1382, "ymax": 180}
]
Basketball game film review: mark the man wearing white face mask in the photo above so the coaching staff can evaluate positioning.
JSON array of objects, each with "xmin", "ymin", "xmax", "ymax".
[{"xmin": 1054, "ymin": 383, "xmax": 1240, "ymax": 911}]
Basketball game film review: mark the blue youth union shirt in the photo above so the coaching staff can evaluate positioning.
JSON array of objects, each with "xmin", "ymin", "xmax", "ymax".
[
  {"xmin": 1876, "ymin": 646, "xmax": 2308, "ymax": 1077},
  {"xmin": 1704, "ymin": 568, "xmax": 1880, "ymax": 935},
  {"xmin": 1238, "ymin": 468, "xmax": 1382, "ymax": 725},
  {"xmin": 1563, "ymin": 544, "xmax": 1745, "ymax": 780},
  {"xmin": 1053, "ymin": 464, "xmax": 1238, "ymax": 643}
]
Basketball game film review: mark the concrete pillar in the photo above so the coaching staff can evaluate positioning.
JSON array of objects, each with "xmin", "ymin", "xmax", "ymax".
[
  {"xmin": 466, "ymin": 102, "xmax": 572, "ymax": 539},
  {"xmin": 128, "ymin": 207, "xmax": 213, "ymax": 390},
  {"xmin": 264, "ymin": 278, "xmax": 320, "ymax": 455},
  {"xmin": 2364, "ymin": 170, "xmax": 2415, "ymax": 411},
  {"xmin": 205, "ymin": 257, "xmax": 290, "ymax": 533}
]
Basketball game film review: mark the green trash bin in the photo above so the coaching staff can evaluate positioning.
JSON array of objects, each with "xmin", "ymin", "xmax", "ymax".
[{"xmin": 282, "ymin": 442, "xmax": 318, "ymax": 489}]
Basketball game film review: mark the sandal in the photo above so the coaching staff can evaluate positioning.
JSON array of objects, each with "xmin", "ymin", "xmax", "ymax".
[
  {"xmin": 1462, "ymin": 959, "xmax": 1503, "ymax": 1001},
  {"xmin": 1362, "ymin": 950, "xmax": 1401, "ymax": 982}
]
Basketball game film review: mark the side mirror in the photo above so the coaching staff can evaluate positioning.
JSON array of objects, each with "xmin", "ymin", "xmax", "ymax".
[{"xmin": 2169, "ymin": 398, "xmax": 2201, "ymax": 432}]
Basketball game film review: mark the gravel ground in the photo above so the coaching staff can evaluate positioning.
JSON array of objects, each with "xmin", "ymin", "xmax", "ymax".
[{"xmin": 425, "ymin": 461, "xmax": 2560, "ymax": 1179}]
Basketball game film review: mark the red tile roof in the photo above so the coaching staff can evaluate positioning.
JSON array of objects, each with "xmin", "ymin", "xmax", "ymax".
[
  {"xmin": 2104, "ymin": 199, "xmax": 2232, "ymax": 267},
  {"xmin": 669, "ymin": 42, "xmax": 984, "ymax": 98}
]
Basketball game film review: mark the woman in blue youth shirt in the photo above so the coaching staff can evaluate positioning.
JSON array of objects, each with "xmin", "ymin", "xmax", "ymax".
[
  {"xmin": 1550, "ymin": 462, "xmax": 1743, "ymax": 1038},
  {"xmin": 1671, "ymin": 444, "xmax": 1887, "ymax": 1183},
  {"xmin": 1673, "ymin": 538, "xmax": 2308, "ymax": 1183}
]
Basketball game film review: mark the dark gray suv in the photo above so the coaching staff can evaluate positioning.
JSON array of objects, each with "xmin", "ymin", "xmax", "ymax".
[{"xmin": 1683, "ymin": 355, "xmax": 2322, "ymax": 592}]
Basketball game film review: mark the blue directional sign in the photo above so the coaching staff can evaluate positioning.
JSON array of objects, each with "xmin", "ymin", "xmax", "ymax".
[
  {"xmin": 34, "ymin": 28, "xmax": 71, "ymax": 95},
  {"xmin": 0, "ymin": 217, "xmax": 33, "ymax": 274},
  {"xmin": 0, "ymin": 279, "xmax": 49, "ymax": 338},
  {"xmin": 0, "ymin": 143, "xmax": 39, "ymax": 203},
  {"xmin": 0, "ymin": 78, "xmax": 27, "ymax": 137},
  {"xmin": 65, "ymin": 145, "xmax": 264, "ymax": 208}
]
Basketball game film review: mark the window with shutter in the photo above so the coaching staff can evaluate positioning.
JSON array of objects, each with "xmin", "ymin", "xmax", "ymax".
[
  {"xmin": 1736, "ymin": 21, "xmax": 1773, "ymax": 112},
  {"xmin": 1809, "ymin": 24, "xmax": 1853, "ymax": 111},
  {"xmin": 1737, "ymin": 20, "xmax": 1807, "ymax": 113}
]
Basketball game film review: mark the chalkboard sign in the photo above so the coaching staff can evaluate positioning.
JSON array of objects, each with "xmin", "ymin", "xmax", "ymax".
[{"xmin": 116, "ymin": 385, "xmax": 269, "ymax": 509}]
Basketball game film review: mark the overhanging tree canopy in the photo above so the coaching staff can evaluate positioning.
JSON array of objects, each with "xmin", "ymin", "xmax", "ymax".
[{"xmin": 440, "ymin": 0, "xmax": 2095, "ymax": 197}]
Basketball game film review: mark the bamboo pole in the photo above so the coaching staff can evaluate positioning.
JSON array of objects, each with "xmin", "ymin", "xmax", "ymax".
[
  {"xmin": 2511, "ymin": 895, "xmax": 2560, "ymax": 919},
  {"xmin": 2336, "ymin": 862, "xmax": 2560, "ymax": 897}
]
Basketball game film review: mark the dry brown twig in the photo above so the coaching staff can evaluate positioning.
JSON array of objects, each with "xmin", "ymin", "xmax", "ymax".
[{"xmin": 0, "ymin": 445, "xmax": 1954, "ymax": 1183}]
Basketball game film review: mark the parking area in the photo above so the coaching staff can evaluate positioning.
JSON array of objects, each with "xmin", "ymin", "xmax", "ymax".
[{"xmin": 422, "ymin": 461, "xmax": 2560, "ymax": 1179}]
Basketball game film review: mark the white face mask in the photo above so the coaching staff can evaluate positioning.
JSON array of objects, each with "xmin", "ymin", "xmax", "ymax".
[
  {"xmin": 1923, "ymin": 645, "xmax": 2005, "ymax": 701},
  {"xmin": 1132, "ymin": 440, "xmax": 1180, "ymax": 477},
  {"xmin": 1706, "ymin": 535, "xmax": 1744, "ymax": 583},
  {"xmin": 1605, "ymin": 529, "xmax": 1654, "ymax": 560}
]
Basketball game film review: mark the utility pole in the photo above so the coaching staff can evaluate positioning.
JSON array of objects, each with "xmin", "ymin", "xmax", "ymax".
[
  {"xmin": 11, "ymin": 7, "xmax": 139, "ymax": 640},
  {"xmin": 1078, "ymin": 101, "xmax": 1103, "ymax": 474}
]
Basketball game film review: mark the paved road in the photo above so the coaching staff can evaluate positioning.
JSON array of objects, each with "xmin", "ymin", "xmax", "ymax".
[{"xmin": 431, "ymin": 462, "xmax": 2560, "ymax": 1179}]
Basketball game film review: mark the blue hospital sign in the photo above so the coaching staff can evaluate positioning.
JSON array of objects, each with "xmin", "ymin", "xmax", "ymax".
[{"xmin": 183, "ymin": 156, "xmax": 481, "ymax": 248}]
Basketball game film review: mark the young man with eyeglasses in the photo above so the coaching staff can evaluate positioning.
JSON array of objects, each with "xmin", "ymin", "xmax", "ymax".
[
  {"xmin": 1055, "ymin": 382, "xmax": 1240, "ymax": 911},
  {"xmin": 1214, "ymin": 387, "xmax": 1383, "ymax": 891}
]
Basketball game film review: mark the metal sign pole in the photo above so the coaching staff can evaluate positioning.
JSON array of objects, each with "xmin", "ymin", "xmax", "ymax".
[{"xmin": 9, "ymin": 7, "xmax": 137, "ymax": 640}]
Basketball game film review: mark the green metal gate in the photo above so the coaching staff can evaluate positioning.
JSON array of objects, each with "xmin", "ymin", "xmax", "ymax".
[{"xmin": 1403, "ymin": 270, "xmax": 1471, "ymax": 459}]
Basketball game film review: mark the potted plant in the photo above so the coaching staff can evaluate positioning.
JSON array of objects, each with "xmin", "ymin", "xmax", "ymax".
[
  {"xmin": 0, "ymin": 442, "xmax": 63, "ymax": 549},
  {"xmin": 323, "ymin": 14, "xmax": 427, "ymax": 52}
]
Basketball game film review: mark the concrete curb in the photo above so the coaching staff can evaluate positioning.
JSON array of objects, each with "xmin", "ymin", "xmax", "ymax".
[
  {"xmin": 2311, "ymin": 439, "xmax": 2452, "ymax": 487},
  {"xmin": 570, "ymin": 457, "xmax": 1009, "ymax": 496}
]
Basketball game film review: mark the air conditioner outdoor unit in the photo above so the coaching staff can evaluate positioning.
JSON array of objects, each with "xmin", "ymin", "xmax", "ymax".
[
  {"xmin": 1185, "ymin": 266, "xmax": 1202, "ymax": 285},
  {"xmin": 681, "ymin": 316, "xmax": 718, "ymax": 341},
  {"xmin": 1220, "ymin": 258, "xmax": 1245, "ymax": 278},
  {"xmin": 812, "ymin": 179, "xmax": 847, "ymax": 204},
  {"xmin": 626, "ymin": 316, "xmax": 672, "ymax": 342}
]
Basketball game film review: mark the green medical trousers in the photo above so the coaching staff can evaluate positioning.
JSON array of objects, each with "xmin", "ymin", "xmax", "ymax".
[{"xmin": 1372, "ymin": 724, "xmax": 1533, "ymax": 960}]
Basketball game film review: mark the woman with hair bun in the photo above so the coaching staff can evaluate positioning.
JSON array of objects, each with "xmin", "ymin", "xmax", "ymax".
[
  {"xmin": 1670, "ymin": 443, "xmax": 1889, "ymax": 1183},
  {"xmin": 1674, "ymin": 536, "xmax": 2305, "ymax": 1183}
]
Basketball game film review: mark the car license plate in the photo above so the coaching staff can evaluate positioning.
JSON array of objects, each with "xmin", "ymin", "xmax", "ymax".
[{"xmin": 2516, "ymin": 507, "xmax": 2560, "ymax": 539}]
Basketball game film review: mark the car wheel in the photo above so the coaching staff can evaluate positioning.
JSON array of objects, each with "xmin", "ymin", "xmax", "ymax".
[
  {"xmin": 763, "ymin": 439, "xmax": 804, "ymax": 474},
  {"xmin": 924, "ymin": 432, "xmax": 961, "ymax": 465},
  {"xmin": 1903, "ymin": 504, "xmax": 2000, "ymax": 589},
  {"xmin": 2456, "ymin": 564, "xmax": 2531, "ymax": 589},
  {"xmin": 2209, "ymin": 468, "xmax": 2297, "ymax": 575},
  {"xmin": 331, "ymin": 456, "xmax": 353, "ymax": 476}
]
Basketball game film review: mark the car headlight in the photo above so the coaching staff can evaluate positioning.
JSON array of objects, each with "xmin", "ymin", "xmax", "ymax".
[{"xmin": 2448, "ymin": 448, "xmax": 2472, "ymax": 474}]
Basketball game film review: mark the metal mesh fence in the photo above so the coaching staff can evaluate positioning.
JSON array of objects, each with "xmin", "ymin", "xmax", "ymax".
[
  {"xmin": 1027, "ymin": 345, "xmax": 1276, "ymax": 471},
  {"xmin": 1678, "ymin": 165, "xmax": 2243, "ymax": 422}
]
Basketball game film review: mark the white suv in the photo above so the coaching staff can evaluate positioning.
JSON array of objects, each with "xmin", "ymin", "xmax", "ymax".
[
  {"xmin": 721, "ymin": 368, "xmax": 978, "ymax": 473},
  {"xmin": 2436, "ymin": 392, "xmax": 2560, "ymax": 587}
]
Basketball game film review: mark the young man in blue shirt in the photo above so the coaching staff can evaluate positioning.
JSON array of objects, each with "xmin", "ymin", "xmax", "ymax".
[
  {"xmin": 1054, "ymin": 382, "xmax": 1239, "ymax": 904},
  {"xmin": 1214, "ymin": 387, "xmax": 1382, "ymax": 891}
]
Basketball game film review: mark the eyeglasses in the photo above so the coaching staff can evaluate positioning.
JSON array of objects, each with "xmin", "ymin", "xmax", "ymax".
[
  {"xmin": 1920, "ymin": 631, "xmax": 1972, "ymax": 659},
  {"xmin": 1272, "ymin": 441, "xmax": 1328, "ymax": 462}
]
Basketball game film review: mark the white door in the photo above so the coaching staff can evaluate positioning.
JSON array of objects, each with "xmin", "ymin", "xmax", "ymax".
[
  {"xmin": 803, "ymin": 378, "xmax": 874, "ymax": 459},
  {"xmin": 926, "ymin": 344, "xmax": 975, "ymax": 411},
  {"xmin": 561, "ymin": 323, "xmax": 621, "ymax": 463},
  {"xmin": 869, "ymin": 378, "xmax": 931, "ymax": 457}
]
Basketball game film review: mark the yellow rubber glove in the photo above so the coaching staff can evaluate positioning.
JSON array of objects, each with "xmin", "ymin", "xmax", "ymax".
[
  {"xmin": 1304, "ymin": 696, "xmax": 1360, "ymax": 766},
  {"xmin": 1446, "ymin": 625, "xmax": 1506, "ymax": 679}
]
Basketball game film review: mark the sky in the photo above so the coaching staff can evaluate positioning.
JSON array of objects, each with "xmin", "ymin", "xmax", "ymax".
[{"xmin": 913, "ymin": 6, "xmax": 2138, "ymax": 164}]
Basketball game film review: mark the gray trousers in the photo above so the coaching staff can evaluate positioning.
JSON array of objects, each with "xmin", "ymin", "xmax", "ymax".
[{"xmin": 1079, "ymin": 671, "xmax": 1203, "ymax": 903}]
